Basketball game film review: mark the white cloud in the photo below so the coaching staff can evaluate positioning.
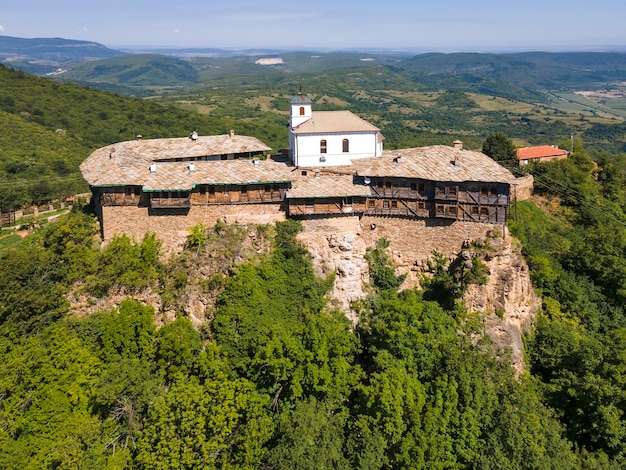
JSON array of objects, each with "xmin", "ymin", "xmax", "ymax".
[
  {"xmin": 0, "ymin": 25, "xmax": 5, "ymax": 32},
  {"xmin": 173, "ymin": 28, "xmax": 180, "ymax": 33}
]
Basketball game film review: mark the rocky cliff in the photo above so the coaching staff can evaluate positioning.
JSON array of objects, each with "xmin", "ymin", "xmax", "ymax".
[
  {"xmin": 299, "ymin": 216, "xmax": 540, "ymax": 372},
  {"xmin": 463, "ymin": 234, "xmax": 541, "ymax": 374}
]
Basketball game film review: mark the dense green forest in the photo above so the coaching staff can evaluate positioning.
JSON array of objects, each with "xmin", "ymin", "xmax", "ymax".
[{"xmin": 1, "ymin": 144, "xmax": 626, "ymax": 467}]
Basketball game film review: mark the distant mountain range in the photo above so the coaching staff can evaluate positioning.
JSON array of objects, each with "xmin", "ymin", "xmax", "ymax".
[
  {"xmin": 0, "ymin": 35, "xmax": 294, "ymax": 74},
  {"xmin": 2, "ymin": 34, "xmax": 626, "ymax": 98},
  {"xmin": 0, "ymin": 35, "xmax": 129, "ymax": 74}
]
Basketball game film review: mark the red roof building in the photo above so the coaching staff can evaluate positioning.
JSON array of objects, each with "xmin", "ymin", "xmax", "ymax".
[{"xmin": 516, "ymin": 145, "xmax": 569, "ymax": 165}]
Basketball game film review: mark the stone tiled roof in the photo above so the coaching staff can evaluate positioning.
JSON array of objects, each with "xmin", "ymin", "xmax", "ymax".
[
  {"xmin": 516, "ymin": 145, "xmax": 569, "ymax": 160},
  {"xmin": 141, "ymin": 159, "xmax": 293, "ymax": 191},
  {"xmin": 80, "ymin": 134, "xmax": 275, "ymax": 189},
  {"xmin": 81, "ymin": 152, "xmax": 291, "ymax": 192},
  {"xmin": 353, "ymin": 146, "xmax": 515, "ymax": 184},
  {"xmin": 287, "ymin": 174, "xmax": 370, "ymax": 199},
  {"xmin": 292, "ymin": 110, "xmax": 380, "ymax": 134}
]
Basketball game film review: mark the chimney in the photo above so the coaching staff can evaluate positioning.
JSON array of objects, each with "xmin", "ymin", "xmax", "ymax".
[
  {"xmin": 229, "ymin": 129, "xmax": 235, "ymax": 139},
  {"xmin": 453, "ymin": 140, "xmax": 463, "ymax": 149},
  {"xmin": 149, "ymin": 163, "xmax": 156, "ymax": 173},
  {"xmin": 136, "ymin": 134, "xmax": 143, "ymax": 141},
  {"xmin": 188, "ymin": 162, "xmax": 195, "ymax": 172},
  {"xmin": 190, "ymin": 131, "xmax": 198, "ymax": 141}
]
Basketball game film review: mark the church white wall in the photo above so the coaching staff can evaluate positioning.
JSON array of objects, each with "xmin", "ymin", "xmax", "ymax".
[
  {"xmin": 292, "ymin": 132, "xmax": 380, "ymax": 167},
  {"xmin": 290, "ymin": 104, "xmax": 312, "ymax": 128}
]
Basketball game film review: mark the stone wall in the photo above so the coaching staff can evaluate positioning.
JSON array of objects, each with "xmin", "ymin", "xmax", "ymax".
[
  {"xmin": 512, "ymin": 174, "xmax": 534, "ymax": 201},
  {"xmin": 360, "ymin": 215, "xmax": 500, "ymax": 289},
  {"xmin": 297, "ymin": 215, "xmax": 501, "ymax": 321},
  {"xmin": 102, "ymin": 203, "xmax": 286, "ymax": 252}
]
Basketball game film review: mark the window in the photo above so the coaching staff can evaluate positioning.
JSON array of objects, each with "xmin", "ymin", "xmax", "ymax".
[
  {"xmin": 342, "ymin": 139, "xmax": 349, "ymax": 153},
  {"xmin": 264, "ymin": 184, "xmax": 271, "ymax": 193},
  {"xmin": 208, "ymin": 186, "xmax": 215, "ymax": 195},
  {"xmin": 410, "ymin": 182, "xmax": 417, "ymax": 191},
  {"xmin": 200, "ymin": 185, "xmax": 206, "ymax": 195},
  {"xmin": 448, "ymin": 206, "xmax": 457, "ymax": 215},
  {"xmin": 449, "ymin": 186, "xmax": 457, "ymax": 196},
  {"xmin": 436, "ymin": 204, "xmax": 445, "ymax": 214},
  {"xmin": 480, "ymin": 207, "xmax": 489, "ymax": 216},
  {"xmin": 490, "ymin": 187, "xmax": 498, "ymax": 196},
  {"xmin": 368, "ymin": 200, "xmax": 375, "ymax": 208},
  {"xmin": 125, "ymin": 187, "xmax": 132, "ymax": 197},
  {"xmin": 299, "ymin": 106, "xmax": 305, "ymax": 115},
  {"xmin": 241, "ymin": 185, "xmax": 247, "ymax": 195},
  {"xmin": 391, "ymin": 200, "xmax": 398, "ymax": 209},
  {"xmin": 471, "ymin": 206, "xmax": 479, "ymax": 215},
  {"xmin": 320, "ymin": 140, "xmax": 327, "ymax": 154},
  {"xmin": 418, "ymin": 183, "xmax": 425, "ymax": 192},
  {"xmin": 134, "ymin": 187, "xmax": 141, "ymax": 196},
  {"xmin": 481, "ymin": 187, "xmax": 489, "ymax": 197},
  {"xmin": 320, "ymin": 156, "xmax": 326, "ymax": 162},
  {"xmin": 383, "ymin": 200, "xmax": 390, "ymax": 209},
  {"xmin": 436, "ymin": 186, "xmax": 445, "ymax": 195},
  {"xmin": 418, "ymin": 201, "xmax": 426, "ymax": 209},
  {"xmin": 305, "ymin": 199, "xmax": 314, "ymax": 208}
]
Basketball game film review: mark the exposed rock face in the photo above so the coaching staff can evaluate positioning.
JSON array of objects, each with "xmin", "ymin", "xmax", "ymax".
[
  {"xmin": 297, "ymin": 217, "xmax": 368, "ymax": 324},
  {"xmin": 299, "ymin": 217, "xmax": 540, "ymax": 373},
  {"xmin": 463, "ymin": 234, "xmax": 541, "ymax": 375},
  {"xmin": 68, "ymin": 223, "xmax": 273, "ymax": 326},
  {"xmin": 70, "ymin": 215, "xmax": 539, "ymax": 373}
]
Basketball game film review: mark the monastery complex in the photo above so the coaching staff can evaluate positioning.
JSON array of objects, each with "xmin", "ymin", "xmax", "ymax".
[{"xmin": 80, "ymin": 92, "xmax": 532, "ymax": 250}]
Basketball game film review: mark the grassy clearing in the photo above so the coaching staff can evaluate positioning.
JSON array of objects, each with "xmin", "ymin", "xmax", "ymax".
[{"xmin": 0, "ymin": 233, "xmax": 22, "ymax": 255}]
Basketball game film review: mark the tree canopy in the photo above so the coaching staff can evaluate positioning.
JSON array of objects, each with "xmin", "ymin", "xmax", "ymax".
[{"xmin": 482, "ymin": 131, "xmax": 517, "ymax": 162}]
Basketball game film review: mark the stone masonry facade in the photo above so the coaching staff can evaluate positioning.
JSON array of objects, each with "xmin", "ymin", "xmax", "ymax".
[{"xmin": 102, "ymin": 203, "xmax": 286, "ymax": 252}]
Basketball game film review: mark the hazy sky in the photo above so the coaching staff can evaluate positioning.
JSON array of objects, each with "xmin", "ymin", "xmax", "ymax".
[{"xmin": 1, "ymin": 0, "xmax": 625, "ymax": 52}]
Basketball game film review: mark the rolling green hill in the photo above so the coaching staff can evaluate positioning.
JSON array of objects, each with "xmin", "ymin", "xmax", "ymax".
[
  {"xmin": 0, "ymin": 64, "xmax": 284, "ymax": 212},
  {"xmin": 399, "ymin": 51, "xmax": 626, "ymax": 91},
  {"xmin": 56, "ymin": 53, "xmax": 200, "ymax": 88}
]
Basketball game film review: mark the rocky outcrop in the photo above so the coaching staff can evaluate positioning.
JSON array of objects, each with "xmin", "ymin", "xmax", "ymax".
[
  {"xmin": 300, "ymin": 217, "xmax": 540, "ymax": 373},
  {"xmin": 463, "ymin": 233, "xmax": 540, "ymax": 374},
  {"xmin": 70, "ymin": 215, "xmax": 540, "ymax": 374},
  {"xmin": 297, "ymin": 217, "xmax": 368, "ymax": 324}
]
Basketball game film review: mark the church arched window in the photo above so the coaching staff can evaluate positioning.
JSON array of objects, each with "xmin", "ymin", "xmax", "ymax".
[
  {"xmin": 342, "ymin": 139, "xmax": 349, "ymax": 153},
  {"xmin": 300, "ymin": 106, "xmax": 305, "ymax": 115}
]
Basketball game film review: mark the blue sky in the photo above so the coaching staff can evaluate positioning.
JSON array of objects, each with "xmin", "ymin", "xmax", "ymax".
[{"xmin": 1, "ymin": 0, "xmax": 625, "ymax": 52}]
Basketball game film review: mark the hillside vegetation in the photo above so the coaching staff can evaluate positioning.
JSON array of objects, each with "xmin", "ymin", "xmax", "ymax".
[
  {"xmin": 0, "ymin": 64, "xmax": 284, "ymax": 212},
  {"xmin": 2, "ymin": 46, "xmax": 626, "ymax": 467},
  {"xmin": 0, "ymin": 146, "xmax": 625, "ymax": 467}
]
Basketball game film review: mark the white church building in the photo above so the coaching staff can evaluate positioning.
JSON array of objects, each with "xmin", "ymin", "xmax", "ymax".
[{"xmin": 289, "ymin": 92, "xmax": 384, "ymax": 167}]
